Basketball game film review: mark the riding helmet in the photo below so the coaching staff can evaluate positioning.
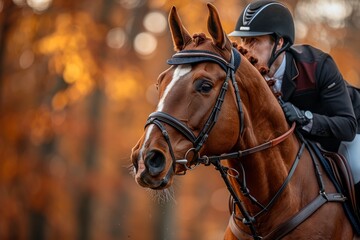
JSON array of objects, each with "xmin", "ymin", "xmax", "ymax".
[{"xmin": 229, "ymin": 0, "xmax": 295, "ymax": 45}]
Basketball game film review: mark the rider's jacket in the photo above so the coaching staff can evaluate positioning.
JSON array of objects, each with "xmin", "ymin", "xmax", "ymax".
[{"xmin": 282, "ymin": 44, "xmax": 358, "ymax": 151}]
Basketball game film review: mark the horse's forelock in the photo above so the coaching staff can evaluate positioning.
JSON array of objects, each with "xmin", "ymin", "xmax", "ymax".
[{"xmin": 192, "ymin": 33, "xmax": 207, "ymax": 47}]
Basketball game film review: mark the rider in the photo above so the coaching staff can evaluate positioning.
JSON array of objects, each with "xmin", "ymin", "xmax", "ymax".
[{"xmin": 228, "ymin": 0, "xmax": 360, "ymax": 194}]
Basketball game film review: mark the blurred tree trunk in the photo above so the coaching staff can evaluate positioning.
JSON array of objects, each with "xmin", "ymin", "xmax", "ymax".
[
  {"xmin": 0, "ymin": 1, "xmax": 14, "ymax": 109},
  {"xmin": 78, "ymin": 89, "xmax": 103, "ymax": 240}
]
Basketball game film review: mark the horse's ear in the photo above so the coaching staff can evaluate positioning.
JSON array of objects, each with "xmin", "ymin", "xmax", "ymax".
[
  {"xmin": 168, "ymin": 6, "xmax": 192, "ymax": 51},
  {"xmin": 207, "ymin": 3, "xmax": 228, "ymax": 50}
]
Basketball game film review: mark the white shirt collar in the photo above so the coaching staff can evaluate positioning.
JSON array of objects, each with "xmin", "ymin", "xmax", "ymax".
[
  {"xmin": 264, "ymin": 55, "xmax": 286, "ymax": 93},
  {"xmin": 273, "ymin": 54, "xmax": 286, "ymax": 81}
]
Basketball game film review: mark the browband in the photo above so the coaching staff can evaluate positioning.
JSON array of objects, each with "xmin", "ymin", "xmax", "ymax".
[{"xmin": 167, "ymin": 47, "xmax": 241, "ymax": 72}]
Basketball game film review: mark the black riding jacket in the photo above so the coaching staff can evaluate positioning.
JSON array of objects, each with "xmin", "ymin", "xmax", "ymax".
[{"xmin": 281, "ymin": 44, "xmax": 358, "ymax": 151}]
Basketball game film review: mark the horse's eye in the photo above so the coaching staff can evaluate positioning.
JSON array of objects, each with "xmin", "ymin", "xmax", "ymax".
[
  {"xmin": 195, "ymin": 80, "xmax": 213, "ymax": 93},
  {"xmin": 201, "ymin": 83, "xmax": 213, "ymax": 93}
]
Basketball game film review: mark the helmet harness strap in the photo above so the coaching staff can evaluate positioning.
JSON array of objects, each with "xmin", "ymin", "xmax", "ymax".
[{"xmin": 267, "ymin": 34, "xmax": 291, "ymax": 68}]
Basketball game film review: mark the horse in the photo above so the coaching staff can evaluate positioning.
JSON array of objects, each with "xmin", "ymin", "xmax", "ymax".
[{"xmin": 130, "ymin": 3, "xmax": 359, "ymax": 239}]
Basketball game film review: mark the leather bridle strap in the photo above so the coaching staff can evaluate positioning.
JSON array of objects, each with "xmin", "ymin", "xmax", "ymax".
[
  {"xmin": 198, "ymin": 122, "xmax": 296, "ymax": 164},
  {"xmin": 263, "ymin": 192, "xmax": 346, "ymax": 240},
  {"xmin": 146, "ymin": 112, "xmax": 196, "ymax": 143}
]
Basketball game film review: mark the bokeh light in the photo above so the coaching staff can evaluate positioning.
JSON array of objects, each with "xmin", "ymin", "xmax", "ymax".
[
  {"xmin": 134, "ymin": 32, "xmax": 157, "ymax": 56},
  {"xmin": 143, "ymin": 11, "xmax": 167, "ymax": 34},
  {"xmin": 296, "ymin": 0, "xmax": 351, "ymax": 29},
  {"xmin": 19, "ymin": 50, "xmax": 35, "ymax": 69},
  {"xmin": 106, "ymin": 27, "xmax": 127, "ymax": 49},
  {"xmin": 294, "ymin": 20, "xmax": 308, "ymax": 40},
  {"xmin": 27, "ymin": 0, "xmax": 52, "ymax": 12},
  {"xmin": 52, "ymin": 91, "xmax": 68, "ymax": 111}
]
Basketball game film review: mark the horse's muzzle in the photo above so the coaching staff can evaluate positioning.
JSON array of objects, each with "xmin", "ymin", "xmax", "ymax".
[
  {"xmin": 136, "ymin": 170, "xmax": 171, "ymax": 190},
  {"xmin": 132, "ymin": 149, "xmax": 172, "ymax": 190}
]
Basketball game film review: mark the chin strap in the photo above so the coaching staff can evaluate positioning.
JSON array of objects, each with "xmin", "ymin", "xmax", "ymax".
[{"xmin": 267, "ymin": 35, "xmax": 291, "ymax": 68}]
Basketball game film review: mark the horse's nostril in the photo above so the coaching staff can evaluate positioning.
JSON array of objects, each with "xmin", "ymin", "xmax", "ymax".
[
  {"xmin": 146, "ymin": 150, "xmax": 166, "ymax": 176},
  {"xmin": 148, "ymin": 151, "xmax": 163, "ymax": 168}
]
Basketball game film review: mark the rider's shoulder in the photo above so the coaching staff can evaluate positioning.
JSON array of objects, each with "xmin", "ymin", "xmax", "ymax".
[{"xmin": 288, "ymin": 44, "xmax": 330, "ymax": 62}]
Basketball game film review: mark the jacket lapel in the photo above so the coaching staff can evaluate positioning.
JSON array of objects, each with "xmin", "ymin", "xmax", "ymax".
[{"xmin": 281, "ymin": 52, "xmax": 299, "ymax": 101}]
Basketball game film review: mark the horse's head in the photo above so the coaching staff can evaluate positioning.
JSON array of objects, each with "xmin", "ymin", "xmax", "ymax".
[
  {"xmin": 131, "ymin": 4, "xmax": 256, "ymax": 190},
  {"xmin": 130, "ymin": 3, "xmax": 243, "ymax": 190}
]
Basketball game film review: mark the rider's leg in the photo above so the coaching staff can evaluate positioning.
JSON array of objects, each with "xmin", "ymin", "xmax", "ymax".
[{"xmin": 339, "ymin": 134, "xmax": 360, "ymax": 196}]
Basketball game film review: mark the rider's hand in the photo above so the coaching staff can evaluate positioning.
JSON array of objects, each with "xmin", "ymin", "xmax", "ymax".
[{"xmin": 281, "ymin": 102, "xmax": 309, "ymax": 126}]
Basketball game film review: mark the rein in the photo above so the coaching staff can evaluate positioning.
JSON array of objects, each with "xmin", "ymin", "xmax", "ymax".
[{"xmin": 197, "ymin": 122, "xmax": 295, "ymax": 165}]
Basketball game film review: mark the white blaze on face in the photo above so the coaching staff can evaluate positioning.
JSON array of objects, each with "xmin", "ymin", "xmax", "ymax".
[
  {"xmin": 137, "ymin": 65, "xmax": 192, "ymax": 163},
  {"xmin": 157, "ymin": 65, "xmax": 192, "ymax": 111}
]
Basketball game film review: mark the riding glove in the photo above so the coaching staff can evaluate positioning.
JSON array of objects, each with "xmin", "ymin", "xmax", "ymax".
[{"xmin": 281, "ymin": 102, "xmax": 310, "ymax": 126}]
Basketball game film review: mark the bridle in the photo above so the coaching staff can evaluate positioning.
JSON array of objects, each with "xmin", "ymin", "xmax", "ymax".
[
  {"xmin": 144, "ymin": 47, "xmax": 346, "ymax": 239},
  {"xmin": 146, "ymin": 48, "xmax": 244, "ymax": 170}
]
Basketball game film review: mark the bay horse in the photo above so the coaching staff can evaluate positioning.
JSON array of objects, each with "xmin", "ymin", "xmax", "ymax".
[{"xmin": 131, "ymin": 3, "xmax": 359, "ymax": 239}]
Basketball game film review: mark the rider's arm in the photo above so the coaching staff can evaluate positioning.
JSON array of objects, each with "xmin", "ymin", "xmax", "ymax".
[{"xmin": 310, "ymin": 56, "xmax": 357, "ymax": 141}]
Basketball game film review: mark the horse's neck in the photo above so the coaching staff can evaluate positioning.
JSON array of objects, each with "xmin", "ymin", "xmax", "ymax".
[{"xmin": 230, "ymin": 71, "xmax": 302, "ymax": 209}]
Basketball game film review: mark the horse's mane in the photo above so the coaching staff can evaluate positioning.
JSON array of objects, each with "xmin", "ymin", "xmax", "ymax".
[{"xmin": 231, "ymin": 41, "xmax": 282, "ymax": 99}]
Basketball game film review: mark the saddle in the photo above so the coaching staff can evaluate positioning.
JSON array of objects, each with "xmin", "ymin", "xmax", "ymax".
[{"xmin": 315, "ymin": 143, "xmax": 359, "ymax": 219}]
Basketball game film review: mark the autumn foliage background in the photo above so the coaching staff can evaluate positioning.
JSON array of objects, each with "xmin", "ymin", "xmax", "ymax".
[{"xmin": 0, "ymin": 0, "xmax": 359, "ymax": 240}]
